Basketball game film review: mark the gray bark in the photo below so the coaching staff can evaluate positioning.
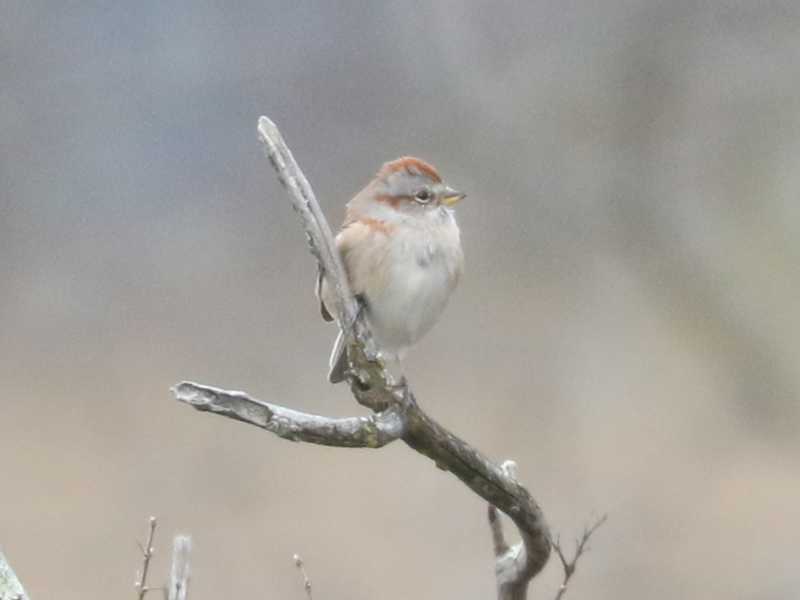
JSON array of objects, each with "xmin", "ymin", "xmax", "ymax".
[{"xmin": 174, "ymin": 382, "xmax": 405, "ymax": 448}]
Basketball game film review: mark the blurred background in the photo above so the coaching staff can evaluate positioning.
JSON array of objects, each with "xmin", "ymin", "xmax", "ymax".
[{"xmin": 2, "ymin": 2, "xmax": 799, "ymax": 598}]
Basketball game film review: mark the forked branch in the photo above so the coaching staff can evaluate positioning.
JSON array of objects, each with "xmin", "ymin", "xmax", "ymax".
[
  {"xmin": 173, "ymin": 116, "xmax": 553, "ymax": 599},
  {"xmin": 552, "ymin": 514, "xmax": 608, "ymax": 600}
]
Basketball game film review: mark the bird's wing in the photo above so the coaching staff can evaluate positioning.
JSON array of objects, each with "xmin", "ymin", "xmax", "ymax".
[
  {"xmin": 334, "ymin": 218, "xmax": 392, "ymax": 298},
  {"xmin": 316, "ymin": 222, "xmax": 373, "ymax": 322}
]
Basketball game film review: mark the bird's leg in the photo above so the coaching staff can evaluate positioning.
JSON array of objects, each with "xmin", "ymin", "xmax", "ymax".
[
  {"xmin": 354, "ymin": 293, "xmax": 386, "ymax": 365},
  {"xmin": 354, "ymin": 293, "xmax": 368, "ymax": 323},
  {"xmin": 387, "ymin": 375, "xmax": 414, "ymax": 405},
  {"xmin": 346, "ymin": 294, "xmax": 386, "ymax": 385}
]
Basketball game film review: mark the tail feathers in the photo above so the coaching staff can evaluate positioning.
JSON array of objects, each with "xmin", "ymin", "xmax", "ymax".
[
  {"xmin": 316, "ymin": 268, "xmax": 334, "ymax": 322},
  {"xmin": 327, "ymin": 329, "xmax": 348, "ymax": 383}
]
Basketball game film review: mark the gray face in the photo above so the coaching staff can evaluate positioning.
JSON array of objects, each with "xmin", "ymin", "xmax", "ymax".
[
  {"xmin": 381, "ymin": 171, "xmax": 464, "ymax": 214},
  {"xmin": 382, "ymin": 170, "xmax": 437, "ymax": 202}
]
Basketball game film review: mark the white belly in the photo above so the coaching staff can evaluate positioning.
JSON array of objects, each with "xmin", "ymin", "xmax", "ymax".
[{"xmin": 365, "ymin": 229, "xmax": 461, "ymax": 357}]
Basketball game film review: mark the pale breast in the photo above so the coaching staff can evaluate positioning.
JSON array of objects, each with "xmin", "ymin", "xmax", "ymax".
[{"xmin": 362, "ymin": 212, "xmax": 463, "ymax": 354}]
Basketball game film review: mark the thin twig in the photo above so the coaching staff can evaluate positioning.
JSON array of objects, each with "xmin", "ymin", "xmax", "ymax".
[
  {"xmin": 552, "ymin": 514, "xmax": 608, "ymax": 600},
  {"xmin": 488, "ymin": 505, "xmax": 510, "ymax": 556},
  {"xmin": 293, "ymin": 554, "xmax": 313, "ymax": 600},
  {"xmin": 135, "ymin": 516, "xmax": 158, "ymax": 600}
]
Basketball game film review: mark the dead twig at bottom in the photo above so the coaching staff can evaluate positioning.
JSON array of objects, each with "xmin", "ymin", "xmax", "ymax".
[
  {"xmin": 135, "ymin": 517, "xmax": 158, "ymax": 600},
  {"xmin": 293, "ymin": 554, "xmax": 313, "ymax": 600},
  {"xmin": 552, "ymin": 514, "xmax": 608, "ymax": 600}
]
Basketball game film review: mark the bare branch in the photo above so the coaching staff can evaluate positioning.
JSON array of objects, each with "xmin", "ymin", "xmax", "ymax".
[
  {"xmin": 257, "ymin": 116, "xmax": 390, "ymax": 412},
  {"xmin": 168, "ymin": 535, "xmax": 191, "ymax": 600},
  {"xmin": 257, "ymin": 117, "xmax": 363, "ymax": 347},
  {"xmin": 552, "ymin": 514, "xmax": 608, "ymax": 600},
  {"xmin": 135, "ymin": 516, "xmax": 158, "ymax": 600},
  {"xmin": 293, "ymin": 554, "xmax": 313, "ymax": 600},
  {"xmin": 0, "ymin": 549, "xmax": 30, "ymax": 600},
  {"xmin": 173, "ymin": 382, "xmax": 405, "ymax": 448},
  {"xmin": 174, "ymin": 117, "xmax": 554, "ymax": 598}
]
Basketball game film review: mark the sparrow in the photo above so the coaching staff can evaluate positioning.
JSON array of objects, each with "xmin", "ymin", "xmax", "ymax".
[{"xmin": 317, "ymin": 156, "xmax": 465, "ymax": 383}]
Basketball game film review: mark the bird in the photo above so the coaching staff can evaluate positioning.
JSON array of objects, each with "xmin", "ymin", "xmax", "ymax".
[{"xmin": 317, "ymin": 156, "xmax": 466, "ymax": 383}]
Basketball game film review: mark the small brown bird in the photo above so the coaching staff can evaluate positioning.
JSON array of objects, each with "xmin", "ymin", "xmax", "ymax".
[{"xmin": 318, "ymin": 157, "xmax": 465, "ymax": 382}]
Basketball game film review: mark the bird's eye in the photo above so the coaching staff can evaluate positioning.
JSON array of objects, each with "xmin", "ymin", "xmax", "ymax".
[{"xmin": 415, "ymin": 189, "xmax": 431, "ymax": 203}]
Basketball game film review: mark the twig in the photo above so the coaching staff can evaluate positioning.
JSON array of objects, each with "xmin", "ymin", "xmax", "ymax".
[
  {"xmin": 293, "ymin": 554, "xmax": 313, "ymax": 600},
  {"xmin": 488, "ymin": 505, "xmax": 510, "ymax": 557},
  {"xmin": 551, "ymin": 514, "xmax": 608, "ymax": 600},
  {"xmin": 174, "ymin": 116, "xmax": 554, "ymax": 599},
  {"xmin": 135, "ymin": 516, "xmax": 158, "ymax": 600},
  {"xmin": 0, "ymin": 549, "xmax": 30, "ymax": 600},
  {"xmin": 168, "ymin": 535, "xmax": 191, "ymax": 600}
]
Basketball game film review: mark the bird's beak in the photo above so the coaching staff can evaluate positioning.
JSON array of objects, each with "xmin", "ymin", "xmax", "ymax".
[{"xmin": 440, "ymin": 186, "xmax": 466, "ymax": 207}]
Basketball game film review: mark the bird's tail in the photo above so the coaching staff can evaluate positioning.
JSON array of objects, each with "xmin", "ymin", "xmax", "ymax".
[{"xmin": 327, "ymin": 329, "xmax": 348, "ymax": 383}]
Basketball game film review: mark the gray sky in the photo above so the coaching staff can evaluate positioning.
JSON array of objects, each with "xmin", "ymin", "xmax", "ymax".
[{"xmin": 2, "ymin": 2, "xmax": 799, "ymax": 599}]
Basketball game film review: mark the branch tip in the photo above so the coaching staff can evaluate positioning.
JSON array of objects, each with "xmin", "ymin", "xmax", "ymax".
[{"xmin": 293, "ymin": 553, "xmax": 313, "ymax": 600}]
